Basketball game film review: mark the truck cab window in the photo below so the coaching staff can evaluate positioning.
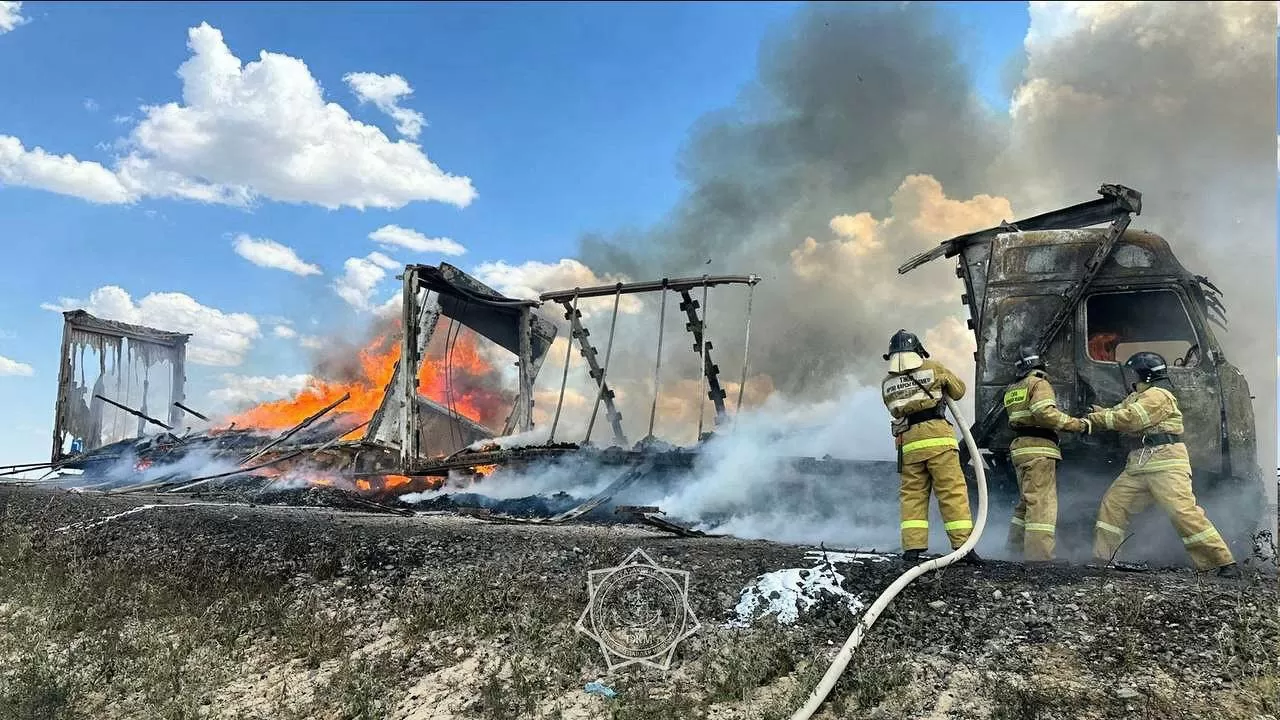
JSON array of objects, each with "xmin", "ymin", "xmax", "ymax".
[{"xmin": 1085, "ymin": 290, "xmax": 1199, "ymax": 367}]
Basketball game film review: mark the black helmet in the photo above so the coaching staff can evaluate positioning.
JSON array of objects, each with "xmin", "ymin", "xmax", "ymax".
[
  {"xmin": 1124, "ymin": 351, "xmax": 1169, "ymax": 383},
  {"xmin": 1014, "ymin": 349, "xmax": 1046, "ymax": 376},
  {"xmin": 883, "ymin": 329, "xmax": 929, "ymax": 361}
]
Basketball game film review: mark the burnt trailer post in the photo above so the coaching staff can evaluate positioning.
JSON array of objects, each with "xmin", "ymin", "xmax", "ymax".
[
  {"xmin": 51, "ymin": 310, "xmax": 191, "ymax": 463},
  {"xmin": 366, "ymin": 263, "xmax": 559, "ymax": 472},
  {"xmin": 900, "ymin": 183, "xmax": 1268, "ymax": 563}
]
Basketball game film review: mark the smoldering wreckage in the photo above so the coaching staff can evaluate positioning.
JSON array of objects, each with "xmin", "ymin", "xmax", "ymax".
[{"xmin": 3, "ymin": 186, "xmax": 1275, "ymax": 645}]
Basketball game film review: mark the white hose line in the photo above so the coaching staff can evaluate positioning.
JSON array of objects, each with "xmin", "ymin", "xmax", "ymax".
[{"xmin": 789, "ymin": 395, "xmax": 988, "ymax": 720}]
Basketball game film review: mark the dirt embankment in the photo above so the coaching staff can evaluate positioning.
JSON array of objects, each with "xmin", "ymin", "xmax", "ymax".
[{"xmin": 0, "ymin": 486, "xmax": 1275, "ymax": 720}]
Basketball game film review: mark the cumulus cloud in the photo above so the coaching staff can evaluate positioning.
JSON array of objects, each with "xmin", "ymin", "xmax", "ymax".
[
  {"xmin": 299, "ymin": 335, "xmax": 324, "ymax": 350},
  {"xmin": 473, "ymin": 259, "xmax": 644, "ymax": 317},
  {"xmin": 208, "ymin": 373, "xmax": 313, "ymax": 406},
  {"xmin": 333, "ymin": 252, "xmax": 400, "ymax": 311},
  {"xmin": 369, "ymin": 224, "xmax": 465, "ymax": 255},
  {"xmin": 232, "ymin": 234, "xmax": 322, "ymax": 276},
  {"xmin": 0, "ymin": 23, "xmax": 476, "ymax": 211},
  {"xmin": 344, "ymin": 72, "xmax": 426, "ymax": 139},
  {"xmin": 0, "ymin": 135, "xmax": 135, "ymax": 204},
  {"xmin": 273, "ymin": 325, "xmax": 297, "ymax": 339},
  {"xmin": 41, "ymin": 286, "xmax": 260, "ymax": 366},
  {"xmin": 0, "ymin": 355, "xmax": 34, "ymax": 376},
  {"xmin": 0, "ymin": 2, "xmax": 27, "ymax": 33}
]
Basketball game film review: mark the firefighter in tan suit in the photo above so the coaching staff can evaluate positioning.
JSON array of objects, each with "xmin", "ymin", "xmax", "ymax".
[
  {"xmin": 881, "ymin": 330, "xmax": 982, "ymax": 565},
  {"xmin": 1083, "ymin": 351, "xmax": 1240, "ymax": 578},
  {"xmin": 1002, "ymin": 351, "xmax": 1089, "ymax": 563}
]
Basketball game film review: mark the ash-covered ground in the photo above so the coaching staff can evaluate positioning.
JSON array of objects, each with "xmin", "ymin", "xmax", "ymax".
[{"xmin": 0, "ymin": 485, "xmax": 1275, "ymax": 720}]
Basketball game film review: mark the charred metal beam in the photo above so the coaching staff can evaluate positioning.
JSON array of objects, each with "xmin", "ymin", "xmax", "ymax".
[
  {"xmin": 678, "ymin": 290, "xmax": 728, "ymax": 424},
  {"xmin": 173, "ymin": 402, "xmax": 208, "ymax": 422},
  {"xmin": 539, "ymin": 274, "xmax": 759, "ymax": 302},
  {"xmin": 561, "ymin": 301, "xmax": 627, "ymax": 447},
  {"xmin": 94, "ymin": 395, "xmax": 173, "ymax": 431}
]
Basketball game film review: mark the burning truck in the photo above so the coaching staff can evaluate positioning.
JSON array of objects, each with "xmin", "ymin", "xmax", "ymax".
[{"xmin": 4, "ymin": 183, "xmax": 1270, "ymax": 562}]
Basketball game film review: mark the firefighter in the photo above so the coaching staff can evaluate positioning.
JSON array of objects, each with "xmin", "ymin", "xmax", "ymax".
[
  {"xmin": 1002, "ymin": 350, "xmax": 1090, "ymax": 564},
  {"xmin": 881, "ymin": 329, "xmax": 982, "ymax": 565},
  {"xmin": 1081, "ymin": 351, "xmax": 1240, "ymax": 578}
]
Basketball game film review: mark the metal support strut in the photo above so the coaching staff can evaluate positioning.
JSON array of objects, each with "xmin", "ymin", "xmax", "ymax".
[
  {"xmin": 678, "ymin": 280, "xmax": 727, "ymax": 434},
  {"xmin": 567, "ymin": 288, "xmax": 627, "ymax": 447},
  {"xmin": 736, "ymin": 280, "xmax": 756, "ymax": 413},
  {"xmin": 547, "ymin": 293, "xmax": 579, "ymax": 444},
  {"xmin": 647, "ymin": 282, "xmax": 669, "ymax": 439}
]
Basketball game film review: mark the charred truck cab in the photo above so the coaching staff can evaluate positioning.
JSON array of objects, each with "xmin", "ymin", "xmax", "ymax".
[{"xmin": 900, "ymin": 184, "xmax": 1266, "ymax": 563}]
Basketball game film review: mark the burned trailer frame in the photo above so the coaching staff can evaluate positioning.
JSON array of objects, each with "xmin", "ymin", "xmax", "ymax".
[
  {"xmin": 538, "ymin": 274, "xmax": 761, "ymax": 448},
  {"xmin": 900, "ymin": 183, "xmax": 1267, "ymax": 560},
  {"xmin": 51, "ymin": 310, "xmax": 192, "ymax": 463},
  {"xmin": 372, "ymin": 263, "xmax": 560, "ymax": 472}
]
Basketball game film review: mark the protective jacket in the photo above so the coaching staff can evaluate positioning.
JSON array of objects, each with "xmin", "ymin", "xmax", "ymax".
[
  {"xmin": 882, "ymin": 359, "xmax": 966, "ymax": 465},
  {"xmin": 1004, "ymin": 370, "xmax": 1087, "ymax": 464},
  {"xmin": 1085, "ymin": 384, "xmax": 1189, "ymax": 475}
]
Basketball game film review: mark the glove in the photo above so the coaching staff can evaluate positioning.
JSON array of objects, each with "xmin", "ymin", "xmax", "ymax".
[
  {"xmin": 1089, "ymin": 404, "xmax": 1106, "ymax": 414},
  {"xmin": 1078, "ymin": 418, "xmax": 1093, "ymax": 435},
  {"xmin": 891, "ymin": 417, "xmax": 908, "ymax": 436}
]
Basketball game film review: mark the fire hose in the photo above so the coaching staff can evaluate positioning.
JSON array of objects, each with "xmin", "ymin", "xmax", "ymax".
[{"xmin": 788, "ymin": 394, "xmax": 988, "ymax": 720}]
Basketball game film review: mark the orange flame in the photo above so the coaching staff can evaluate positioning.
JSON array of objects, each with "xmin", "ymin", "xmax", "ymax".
[{"xmin": 229, "ymin": 323, "xmax": 509, "ymax": 432}]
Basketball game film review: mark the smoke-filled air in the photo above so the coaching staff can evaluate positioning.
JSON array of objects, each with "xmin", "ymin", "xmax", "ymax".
[
  {"xmin": 401, "ymin": 1, "xmax": 1275, "ymax": 551},
  {"xmin": 197, "ymin": 2, "xmax": 1276, "ymax": 555}
]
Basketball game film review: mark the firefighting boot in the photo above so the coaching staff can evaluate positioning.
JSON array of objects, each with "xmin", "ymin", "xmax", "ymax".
[
  {"xmin": 958, "ymin": 549, "xmax": 984, "ymax": 566},
  {"xmin": 902, "ymin": 549, "xmax": 923, "ymax": 564},
  {"xmin": 1215, "ymin": 563, "xmax": 1242, "ymax": 579}
]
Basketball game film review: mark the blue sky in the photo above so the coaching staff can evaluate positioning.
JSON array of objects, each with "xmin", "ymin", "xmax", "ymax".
[{"xmin": 0, "ymin": 1, "xmax": 1030, "ymax": 463}]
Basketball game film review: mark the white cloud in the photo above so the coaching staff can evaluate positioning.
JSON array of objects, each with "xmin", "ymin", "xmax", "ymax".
[
  {"xmin": 83, "ymin": 99, "xmax": 100, "ymax": 113},
  {"xmin": 0, "ymin": 354, "xmax": 34, "ymax": 377},
  {"xmin": 41, "ymin": 286, "xmax": 260, "ymax": 366},
  {"xmin": 0, "ymin": 135, "xmax": 135, "ymax": 204},
  {"xmin": 232, "ymin": 234, "xmax": 322, "ymax": 276},
  {"xmin": 112, "ymin": 115, "xmax": 133, "ymax": 125},
  {"xmin": 273, "ymin": 325, "xmax": 297, "ymax": 339},
  {"xmin": 299, "ymin": 335, "xmax": 324, "ymax": 350},
  {"xmin": 369, "ymin": 224, "xmax": 466, "ymax": 255},
  {"xmin": 209, "ymin": 373, "xmax": 313, "ymax": 406},
  {"xmin": 473, "ymin": 259, "xmax": 644, "ymax": 315},
  {"xmin": 0, "ymin": 2, "xmax": 28, "ymax": 34},
  {"xmin": 344, "ymin": 71, "xmax": 427, "ymax": 140},
  {"xmin": 367, "ymin": 251, "xmax": 400, "ymax": 270},
  {"xmin": 333, "ymin": 252, "xmax": 400, "ymax": 311},
  {"xmin": 0, "ymin": 23, "xmax": 476, "ymax": 211}
]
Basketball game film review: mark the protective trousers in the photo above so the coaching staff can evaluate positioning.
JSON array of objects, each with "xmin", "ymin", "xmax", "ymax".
[
  {"xmin": 1006, "ymin": 456, "xmax": 1057, "ymax": 561},
  {"xmin": 900, "ymin": 448, "xmax": 973, "ymax": 551},
  {"xmin": 1093, "ymin": 467, "xmax": 1234, "ymax": 570}
]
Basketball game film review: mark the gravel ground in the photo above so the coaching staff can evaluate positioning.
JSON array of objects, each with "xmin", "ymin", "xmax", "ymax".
[{"xmin": 0, "ymin": 484, "xmax": 1275, "ymax": 720}]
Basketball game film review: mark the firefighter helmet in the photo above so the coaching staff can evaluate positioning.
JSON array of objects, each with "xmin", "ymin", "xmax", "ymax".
[
  {"xmin": 1124, "ymin": 351, "xmax": 1169, "ymax": 383},
  {"xmin": 883, "ymin": 329, "xmax": 929, "ymax": 361},
  {"xmin": 1015, "ymin": 349, "xmax": 1046, "ymax": 376}
]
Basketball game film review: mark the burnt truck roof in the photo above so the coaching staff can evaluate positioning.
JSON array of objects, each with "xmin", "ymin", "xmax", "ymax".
[{"xmin": 987, "ymin": 228, "xmax": 1197, "ymax": 287}]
